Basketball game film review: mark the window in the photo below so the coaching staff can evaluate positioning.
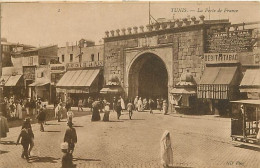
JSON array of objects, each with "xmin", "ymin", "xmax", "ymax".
[
  {"xmin": 91, "ymin": 54, "xmax": 94, "ymax": 61},
  {"xmin": 28, "ymin": 57, "xmax": 33, "ymax": 66},
  {"xmin": 98, "ymin": 53, "xmax": 100, "ymax": 61},
  {"xmin": 70, "ymin": 54, "xmax": 73, "ymax": 62},
  {"xmin": 57, "ymin": 57, "xmax": 60, "ymax": 63},
  {"xmin": 62, "ymin": 55, "xmax": 65, "ymax": 62}
]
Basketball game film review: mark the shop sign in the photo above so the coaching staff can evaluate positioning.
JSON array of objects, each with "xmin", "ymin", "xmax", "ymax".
[
  {"xmin": 50, "ymin": 64, "xmax": 66, "ymax": 71},
  {"xmin": 23, "ymin": 67, "xmax": 35, "ymax": 80},
  {"xmin": 66, "ymin": 60, "xmax": 103, "ymax": 69},
  {"xmin": 203, "ymin": 53, "xmax": 238, "ymax": 64}
]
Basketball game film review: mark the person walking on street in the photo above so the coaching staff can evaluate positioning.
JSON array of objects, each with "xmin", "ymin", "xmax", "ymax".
[
  {"xmin": 91, "ymin": 99, "xmax": 101, "ymax": 121},
  {"xmin": 67, "ymin": 108, "xmax": 74, "ymax": 123},
  {"xmin": 55, "ymin": 103, "xmax": 62, "ymax": 122},
  {"xmin": 0, "ymin": 112, "xmax": 9, "ymax": 143},
  {"xmin": 116, "ymin": 100, "xmax": 122, "ymax": 120},
  {"xmin": 36, "ymin": 107, "xmax": 46, "ymax": 132},
  {"xmin": 149, "ymin": 98, "xmax": 154, "ymax": 114},
  {"xmin": 64, "ymin": 121, "xmax": 77, "ymax": 156},
  {"xmin": 78, "ymin": 99, "xmax": 83, "ymax": 112},
  {"xmin": 163, "ymin": 100, "xmax": 168, "ymax": 115},
  {"xmin": 134, "ymin": 96, "xmax": 138, "ymax": 111},
  {"xmin": 127, "ymin": 100, "xmax": 134, "ymax": 120},
  {"xmin": 61, "ymin": 142, "xmax": 73, "ymax": 168},
  {"xmin": 160, "ymin": 130, "xmax": 173, "ymax": 168},
  {"xmin": 137, "ymin": 97, "xmax": 143, "ymax": 112},
  {"xmin": 103, "ymin": 102, "xmax": 110, "ymax": 122},
  {"xmin": 16, "ymin": 121, "xmax": 34, "ymax": 162}
]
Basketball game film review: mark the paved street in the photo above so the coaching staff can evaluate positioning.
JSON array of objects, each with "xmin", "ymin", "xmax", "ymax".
[{"xmin": 0, "ymin": 110, "xmax": 259, "ymax": 168}]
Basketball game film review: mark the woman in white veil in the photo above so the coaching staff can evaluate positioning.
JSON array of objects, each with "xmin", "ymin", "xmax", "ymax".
[{"xmin": 160, "ymin": 130, "xmax": 173, "ymax": 168}]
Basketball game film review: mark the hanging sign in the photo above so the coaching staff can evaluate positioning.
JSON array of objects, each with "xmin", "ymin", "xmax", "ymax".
[{"xmin": 203, "ymin": 53, "xmax": 238, "ymax": 64}]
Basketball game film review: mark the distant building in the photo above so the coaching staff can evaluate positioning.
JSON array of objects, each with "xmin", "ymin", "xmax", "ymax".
[{"xmin": 10, "ymin": 45, "xmax": 58, "ymax": 102}]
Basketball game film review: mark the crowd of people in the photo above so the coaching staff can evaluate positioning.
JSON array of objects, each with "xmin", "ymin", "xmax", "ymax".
[{"xmin": 1, "ymin": 96, "xmax": 47, "ymax": 121}]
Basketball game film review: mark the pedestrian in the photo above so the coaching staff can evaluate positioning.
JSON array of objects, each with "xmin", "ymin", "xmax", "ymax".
[
  {"xmin": 115, "ymin": 100, "xmax": 122, "ymax": 120},
  {"xmin": 22, "ymin": 117, "xmax": 34, "ymax": 157},
  {"xmin": 134, "ymin": 96, "xmax": 138, "ymax": 111},
  {"xmin": 78, "ymin": 99, "xmax": 83, "ymax": 112},
  {"xmin": 163, "ymin": 100, "xmax": 168, "ymax": 115},
  {"xmin": 257, "ymin": 121, "xmax": 260, "ymax": 140},
  {"xmin": 91, "ymin": 99, "xmax": 101, "ymax": 121},
  {"xmin": 0, "ymin": 112, "xmax": 9, "ymax": 143},
  {"xmin": 25, "ymin": 98, "xmax": 30, "ymax": 116},
  {"xmin": 103, "ymin": 102, "xmax": 110, "ymax": 122},
  {"xmin": 160, "ymin": 130, "xmax": 173, "ymax": 168},
  {"xmin": 64, "ymin": 121, "xmax": 77, "ymax": 156},
  {"xmin": 2, "ymin": 97, "xmax": 9, "ymax": 118},
  {"xmin": 61, "ymin": 142, "xmax": 73, "ymax": 168},
  {"xmin": 120, "ymin": 96, "xmax": 125, "ymax": 111},
  {"xmin": 67, "ymin": 108, "xmax": 74, "ymax": 123},
  {"xmin": 127, "ymin": 100, "xmax": 134, "ymax": 120},
  {"xmin": 36, "ymin": 107, "xmax": 46, "ymax": 132},
  {"xmin": 16, "ymin": 121, "xmax": 34, "ymax": 162},
  {"xmin": 157, "ymin": 99, "xmax": 161, "ymax": 111},
  {"xmin": 137, "ymin": 97, "xmax": 143, "ymax": 112},
  {"xmin": 65, "ymin": 98, "xmax": 72, "ymax": 112},
  {"xmin": 55, "ymin": 103, "xmax": 62, "ymax": 122},
  {"xmin": 17, "ymin": 100, "xmax": 23, "ymax": 119},
  {"xmin": 88, "ymin": 97, "xmax": 93, "ymax": 112},
  {"xmin": 36, "ymin": 98, "xmax": 42, "ymax": 115},
  {"xmin": 112, "ymin": 97, "xmax": 117, "ymax": 112},
  {"xmin": 9, "ymin": 98, "xmax": 16, "ymax": 119},
  {"xmin": 143, "ymin": 98, "xmax": 148, "ymax": 110},
  {"xmin": 149, "ymin": 98, "xmax": 154, "ymax": 114}
]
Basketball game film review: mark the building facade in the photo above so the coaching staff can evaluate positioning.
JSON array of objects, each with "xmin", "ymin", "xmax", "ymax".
[{"xmin": 103, "ymin": 16, "xmax": 260, "ymax": 115}]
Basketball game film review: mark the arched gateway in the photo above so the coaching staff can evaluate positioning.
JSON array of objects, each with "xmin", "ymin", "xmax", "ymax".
[{"xmin": 128, "ymin": 52, "xmax": 168, "ymax": 100}]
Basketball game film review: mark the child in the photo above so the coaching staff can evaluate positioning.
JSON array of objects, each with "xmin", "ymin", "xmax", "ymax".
[
  {"xmin": 61, "ymin": 142, "xmax": 73, "ymax": 168},
  {"xmin": 67, "ymin": 109, "xmax": 74, "ymax": 123}
]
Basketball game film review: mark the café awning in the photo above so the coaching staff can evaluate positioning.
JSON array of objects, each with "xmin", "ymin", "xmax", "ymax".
[
  {"xmin": 56, "ymin": 69, "xmax": 100, "ymax": 88},
  {"xmin": 4, "ymin": 75, "xmax": 23, "ymax": 86},
  {"xmin": 197, "ymin": 66, "xmax": 239, "ymax": 99},
  {"xmin": 240, "ymin": 69, "xmax": 260, "ymax": 93}
]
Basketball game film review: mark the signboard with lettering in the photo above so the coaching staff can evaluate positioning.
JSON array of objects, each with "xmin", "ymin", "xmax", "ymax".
[
  {"xmin": 203, "ymin": 53, "xmax": 238, "ymax": 64},
  {"xmin": 23, "ymin": 67, "xmax": 35, "ymax": 80},
  {"xmin": 66, "ymin": 60, "xmax": 104, "ymax": 69},
  {"xmin": 50, "ymin": 64, "xmax": 66, "ymax": 72}
]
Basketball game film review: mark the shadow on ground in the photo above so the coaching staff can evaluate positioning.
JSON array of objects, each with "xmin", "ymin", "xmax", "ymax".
[
  {"xmin": 45, "ymin": 130, "xmax": 61, "ymax": 132},
  {"xmin": 235, "ymin": 144, "xmax": 260, "ymax": 152},
  {"xmin": 73, "ymin": 158, "xmax": 101, "ymax": 162},
  {"xmin": 0, "ymin": 150, "xmax": 9, "ymax": 154},
  {"xmin": 29, "ymin": 156, "xmax": 59, "ymax": 163},
  {"xmin": 0, "ymin": 141, "xmax": 16, "ymax": 145}
]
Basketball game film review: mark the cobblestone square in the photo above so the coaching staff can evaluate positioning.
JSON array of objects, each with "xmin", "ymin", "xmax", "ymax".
[{"xmin": 0, "ymin": 110, "xmax": 259, "ymax": 168}]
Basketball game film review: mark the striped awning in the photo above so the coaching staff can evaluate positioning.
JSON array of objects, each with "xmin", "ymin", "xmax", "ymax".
[
  {"xmin": 56, "ymin": 69, "xmax": 100, "ymax": 87},
  {"xmin": 197, "ymin": 66, "xmax": 239, "ymax": 99},
  {"xmin": 170, "ymin": 88, "xmax": 196, "ymax": 95},
  {"xmin": 240, "ymin": 69, "xmax": 260, "ymax": 93},
  {"xmin": 4, "ymin": 75, "xmax": 23, "ymax": 86}
]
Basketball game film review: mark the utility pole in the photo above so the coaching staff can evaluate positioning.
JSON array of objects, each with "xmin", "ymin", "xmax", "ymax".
[{"xmin": 149, "ymin": 1, "xmax": 151, "ymax": 25}]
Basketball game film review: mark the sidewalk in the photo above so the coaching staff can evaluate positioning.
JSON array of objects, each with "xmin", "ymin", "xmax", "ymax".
[{"xmin": 169, "ymin": 113, "xmax": 231, "ymax": 122}]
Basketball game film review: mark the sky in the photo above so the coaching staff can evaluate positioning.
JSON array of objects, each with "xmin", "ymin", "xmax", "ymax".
[{"xmin": 1, "ymin": 1, "xmax": 260, "ymax": 47}]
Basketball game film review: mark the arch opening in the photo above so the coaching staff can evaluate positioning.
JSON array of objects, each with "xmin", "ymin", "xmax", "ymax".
[{"xmin": 128, "ymin": 53, "xmax": 168, "ymax": 100}]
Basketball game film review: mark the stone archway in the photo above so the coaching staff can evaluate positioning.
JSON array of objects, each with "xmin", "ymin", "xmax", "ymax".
[{"xmin": 128, "ymin": 52, "xmax": 168, "ymax": 100}]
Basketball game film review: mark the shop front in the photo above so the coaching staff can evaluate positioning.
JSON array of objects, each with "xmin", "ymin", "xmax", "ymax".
[
  {"xmin": 56, "ymin": 68, "xmax": 102, "ymax": 105},
  {"xmin": 197, "ymin": 65, "xmax": 241, "ymax": 115}
]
